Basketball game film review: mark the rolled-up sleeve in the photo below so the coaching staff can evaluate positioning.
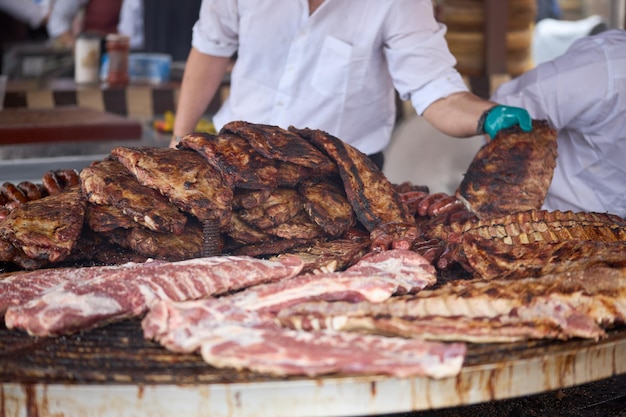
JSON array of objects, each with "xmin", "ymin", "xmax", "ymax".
[
  {"xmin": 384, "ymin": 0, "xmax": 468, "ymax": 115},
  {"xmin": 191, "ymin": 0, "xmax": 239, "ymax": 57}
]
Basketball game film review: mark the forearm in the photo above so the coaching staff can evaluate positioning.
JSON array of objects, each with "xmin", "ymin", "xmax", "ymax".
[
  {"xmin": 422, "ymin": 92, "xmax": 496, "ymax": 138},
  {"xmin": 171, "ymin": 48, "xmax": 231, "ymax": 146}
]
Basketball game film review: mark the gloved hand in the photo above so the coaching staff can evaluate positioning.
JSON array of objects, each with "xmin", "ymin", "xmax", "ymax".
[{"xmin": 482, "ymin": 105, "xmax": 533, "ymax": 139}]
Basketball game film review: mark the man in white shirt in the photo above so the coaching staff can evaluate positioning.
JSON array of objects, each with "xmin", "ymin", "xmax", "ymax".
[
  {"xmin": 47, "ymin": 0, "xmax": 143, "ymax": 49},
  {"xmin": 170, "ymin": 0, "xmax": 531, "ymax": 169},
  {"xmin": 492, "ymin": 29, "xmax": 626, "ymax": 218}
]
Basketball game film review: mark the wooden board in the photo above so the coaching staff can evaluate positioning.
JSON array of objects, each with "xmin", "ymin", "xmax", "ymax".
[{"xmin": 0, "ymin": 106, "xmax": 142, "ymax": 145}]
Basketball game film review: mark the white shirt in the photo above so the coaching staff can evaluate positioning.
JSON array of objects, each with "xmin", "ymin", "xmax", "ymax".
[
  {"xmin": 47, "ymin": 0, "xmax": 143, "ymax": 49},
  {"xmin": 0, "ymin": 0, "xmax": 48, "ymax": 28},
  {"xmin": 492, "ymin": 30, "xmax": 626, "ymax": 218},
  {"xmin": 192, "ymin": 0, "xmax": 468, "ymax": 155}
]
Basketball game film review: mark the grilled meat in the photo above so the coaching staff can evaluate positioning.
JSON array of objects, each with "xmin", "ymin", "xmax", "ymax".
[
  {"xmin": 0, "ymin": 186, "xmax": 86, "ymax": 263},
  {"xmin": 228, "ymin": 212, "xmax": 276, "ymax": 245},
  {"xmin": 229, "ymin": 237, "xmax": 310, "ymax": 258},
  {"xmin": 111, "ymin": 146, "xmax": 234, "ymax": 230},
  {"xmin": 221, "ymin": 121, "xmax": 337, "ymax": 174},
  {"xmin": 461, "ymin": 234, "xmax": 626, "ymax": 280},
  {"xmin": 237, "ymin": 187, "xmax": 303, "ymax": 230},
  {"xmin": 278, "ymin": 265, "xmax": 626, "ymax": 342},
  {"xmin": 282, "ymin": 238, "xmax": 370, "ymax": 274},
  {"xmin": 292, "ymin": 127, "xmax": 417, "ymax": 248},
  {"xmin": 80, "ymin": 159, "xmax": 188, "ymax": 235},
  {"xmin": 85, "ymin": 202, "xmax": 137, "ymax": 233},
  {"xmin": 456, "ymin": 120, "xmax": 558, "ymax": 219},
  {"xmin": 108, "ymin": 218, "xmax": 206, "ymax": 261},
  {"xmin": 233, "ymin": 188, "xmax": 273, "ymax": 210},
  {"xmin": 297, "ymin": 177, "xmax": 355, "ymax": 237},
  {"xmin": 263, "ymin": 211, "xmax": 326, "ymax": 240},
  {"xmin": 180, "ymin": 132, "xmax": 278, "ymax": 190}
]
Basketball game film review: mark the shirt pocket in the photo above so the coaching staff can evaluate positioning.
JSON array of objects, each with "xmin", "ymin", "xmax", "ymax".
[{"xmin": 311, "ymin": 36, "xmax": 355, "ymax": 98}]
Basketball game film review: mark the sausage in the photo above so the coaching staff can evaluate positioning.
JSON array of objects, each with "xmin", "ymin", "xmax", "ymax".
[
  {"xmin": 399, "ymin": 190, "xmax": 429, "ymax": 215},
  {"xmin": 1, "ymin": 182, "xmax": 29, "ymax": 204},
  {"xmin": 42, "ymin": 171, "xmax": 63, "ymax": 195},
  {"xmin": 17, "ymin": 181, "xmax": 43, "ymax": 201},
  {"xmin": 54, "ymin": 169, "xmax": 80, "ymax": 188},
  {"xmin": 417, "ymin": 192, "xmax": 448, "ymax": 217},
  {"xmin": 427, "ymin": 196, "xmax": 464, "ymax": 218}
]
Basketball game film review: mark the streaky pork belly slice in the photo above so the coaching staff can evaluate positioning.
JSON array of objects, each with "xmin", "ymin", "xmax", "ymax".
[
  {"xmin": 5, "ymin": 255, "xmax": 303, "ymax": 337},
  {"xmin": 0, "ymin": 261, "xmax": 156, "ymax": 315},
  {"xmin": 143, "ymin": 298, "xmax": 466, "ymax": 379},
  {"xmin": 221, "ymin": 249, "xmax": 437, "ymax": 314}
]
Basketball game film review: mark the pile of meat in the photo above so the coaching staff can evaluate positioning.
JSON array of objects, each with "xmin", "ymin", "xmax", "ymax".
[{"xmin": 1, "ymin": 120, "xmax": 626, "ymax": 380}]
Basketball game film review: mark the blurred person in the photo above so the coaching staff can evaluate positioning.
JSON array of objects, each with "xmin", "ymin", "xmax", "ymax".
[
  {"xmin": 47, "ymin": 0, "xmax": 143, "ymax": 49},
  {"xmin": 0, "ymin": 0, "xmax": 49, "ymax": 30},
  {"xmin": 492, "ymin": 29, "xmax": 626, "ymax": 218},
  {"xmin": 0, "ymin": 0, "xmax": 50, "ymax": 72},
  {"xmin": 170, "ymin": 0, "xmax": 532, "ymax": 170}
]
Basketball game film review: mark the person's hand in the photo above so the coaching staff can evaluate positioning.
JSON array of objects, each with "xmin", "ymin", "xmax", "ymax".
[{"xmin": 483, "ymin": 105, "xmax": 532, "ymax": 139}]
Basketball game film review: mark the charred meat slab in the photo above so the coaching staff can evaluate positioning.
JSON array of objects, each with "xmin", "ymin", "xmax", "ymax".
[
  {"xmin": 456, "ymin": 121, "xmax": 558, "ymax": 219},
  {"xmin": 292, "ymin": 127, "xmax": 416, "ymax": 237},
  {"xmin": 237, "ymin": 188, "xmax": 304, "ymax": 230},
  {"xmin": 221, "ymin": 121, "xmax": 337, "ymax": 174},
  {"xmin": 461, "ymin": 234, "xmax": 626, "ymax": 280},
  {"xmin": 0, "ymin": 186, "xmax": 86, "ymax": 263},
  {"xmin": 297, "ymin": 177, "xmax": 356, "ymax": 237},
  {"xmin": 281, "ymin": 238, "xmax": 370, "ymax": 274},
  {"xmin": 180, "ymin": 132, "xmax": 278, "ymax": 190},
  {"xmin": 111, "ymin": 146, "xmax": 233, "ymax": 230},
  {"xmin": 80, "ymin": 159, "xmax": 187, "ymax": 235},
  {"xmin": 107, "ymin": 218, "xmax": 207, "ymax": 261}
]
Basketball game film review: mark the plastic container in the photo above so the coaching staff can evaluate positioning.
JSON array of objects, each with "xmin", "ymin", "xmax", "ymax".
[{"xmin": 128, "ymin": 53, "xmax": 172, "ymax": 84}]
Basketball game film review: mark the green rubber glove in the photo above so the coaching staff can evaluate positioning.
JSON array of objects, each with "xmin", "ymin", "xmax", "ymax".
[{"xmin": 483, "ymin": 105, "xmax": 533, "ymax": 139}]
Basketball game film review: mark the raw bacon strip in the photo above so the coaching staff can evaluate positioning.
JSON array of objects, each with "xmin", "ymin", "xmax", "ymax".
[
  {"xmin": 224, "ymin": 249, "xmax": 437, "ymax": 313},
  {"xmin": 199, "ymin": 321, "xmax": 465, "ymax": 378},
  {"xmin": 346, "ymin": 249, "xmax": 436, "ymax": 292},
  {"xmin": 0, "ymin": 261, "xmax": 161, "ymax": 315},
  {"xmin": 5, "ymin": 255, "xmax": 304, "ymax": 337},
  {"xmin": 143, "ymin": 298, "xmax": 267, "ymax": 353},
  {"xmin": 143, "ymin": 299, "xmax": 466, "ymax": 379}
]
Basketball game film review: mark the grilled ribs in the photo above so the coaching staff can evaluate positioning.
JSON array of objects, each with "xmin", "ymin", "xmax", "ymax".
[
  {"xmin": 107, "ymin": 218, "xmax": 206, "ymax": 261},
  {"xmin": 80, "ymin": 159, "xmax": 187, "ymax": 235},
  {"xmin": 237, "ymin": 187, "xmax": 303, "ymax": 230},
  {"xmin": 180, "ymin": 132, "xmax": 279, "ymax": 189},
  {"xmin": 292, "ymin": 127, "xmax": 417, "ymax": 250},
  {"xmin": 297, "ymin": 177, "xmax": 356, "ymax": 238},
  {"xmin": 221, "ymin": 121, "xmax": 337, "ymax": 174},
  {"xmin": 456, "ymin": 120, "xmax": 558, "ymax": 219},
  {"xmin": 111, "ymin": 146, "xmax": 233, "ymax": 230},
  {"xmin": 0, "ymin": 186, "xmax": 86, "ymax": 264}
]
